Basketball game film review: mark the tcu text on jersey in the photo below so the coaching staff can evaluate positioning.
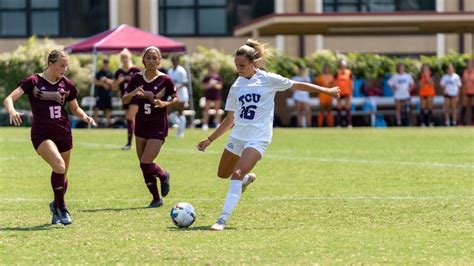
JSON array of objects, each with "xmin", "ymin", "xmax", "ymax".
[{"xmin": 239, "ymin": 93, "xmax": 261, "ymax": 120}]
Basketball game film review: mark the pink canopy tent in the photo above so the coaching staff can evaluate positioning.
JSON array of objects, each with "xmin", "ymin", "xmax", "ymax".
[
  {"xmin": 65, "ymin": 24, "xmax": 186, "ymax": 53},
  {"xmin": 65, "ymin": 24, "xmax": 193, "ymax": 121}
]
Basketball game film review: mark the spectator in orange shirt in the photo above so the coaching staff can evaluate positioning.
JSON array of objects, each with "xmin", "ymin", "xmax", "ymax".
[
  {"xmin": 335, "ymin": 60, "xmax": 353, "ymax": 127},
  {"xmin": 418, "ymin": 64, "xmax": 436, "ymax": 126},
  {"xmin": 315, "ymin": 63, "xmax": 335, "ymax": 127},
  {"xmin": 461, "ymin": 59, "xmax": 474, "ymax": 125}
]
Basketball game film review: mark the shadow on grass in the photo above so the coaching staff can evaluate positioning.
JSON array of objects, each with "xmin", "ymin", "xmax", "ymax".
[
  {"xmin": 166, "ymin": 226, "xmax": 236, "ymax": 231},
  {"xmin": 79, "ymin": 206, "xmax": 148, "ymax": 213},
  {"xmin": 0, "ymin": 223, "xmax": 62, "ymax": 231}
]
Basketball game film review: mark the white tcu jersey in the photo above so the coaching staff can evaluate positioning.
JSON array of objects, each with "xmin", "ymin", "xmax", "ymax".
[
  {"xmin": 225, "ymin": 69, "xmax": 294, "ymax": 142},
  {"xmin": 388, "ymin": 73, "xmax": 414, "ymax": 100},
  {"xmin": 440, "ymin": 73, "xmax": 462, "ymax": 96}
]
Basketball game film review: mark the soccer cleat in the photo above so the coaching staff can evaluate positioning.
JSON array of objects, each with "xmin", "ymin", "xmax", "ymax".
[
  {"xmin": 121, "ymin": 144, "xmax": 131, "ymax": 150},
  {"xmin": 57, "ymin": 207, "xmax": 72, "ymax": 225},
  {"xmin": 148, "ymin": 198, "xmax": 163, "ymax": 208},
  {"xmin": 242, "ymin": 173, "xmax": 256, "ymax": 193},
  {"xmin": 210, "ymin": 218, "xmax": 226, "ymax": 231},
  {"xmin": 160, "ymin": 172, "xmax": 171, "ymax": 197},
  {"xmin": 49, "ymin": 201, "xmax": 60, "ymax": 225}
]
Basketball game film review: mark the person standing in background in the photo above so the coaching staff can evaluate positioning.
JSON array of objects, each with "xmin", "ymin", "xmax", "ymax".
[
  {"xmin": 440, "ymin": 64, "xmax": 462, "ymax": 127},
  {"xmin": 291, "ymin": 65, "xmax": 312, "ymax": 127},
  {"xmin": 315, "ymin": 63, "xmax": 335, "ymax": 127},
  {"xmin": 335, "ymin": 60, "xmax": 353, "ymax": 128},
  {"xmin": 388, "ymin": 63, "xmax": 415, "ymax": 126},
  {"xmin": 460, "ymin": 59, "xmax": 474, "ymax": 125},
  {"xmin": 114, "ymin": 48, "xmax": 141, "ymax": 150},
  {"xmin": 168, "ymin": 55, "xmax": 189, "ymax": 138},
  {"xmin": 201, "ymin": 64, "xmax": 224, "ymax": 130},
  {"xmin": 92, "ymin": 58, "xmax": 114, "ymax": 127},
  {"xmin": 418, "ymin": 64, "xmax": 436, "ymax": 127}
]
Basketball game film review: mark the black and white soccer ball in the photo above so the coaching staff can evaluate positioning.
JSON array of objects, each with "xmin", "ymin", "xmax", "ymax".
[{"xmin": 170, "ymin": 202, "xmax": 196, "ymax": 228}]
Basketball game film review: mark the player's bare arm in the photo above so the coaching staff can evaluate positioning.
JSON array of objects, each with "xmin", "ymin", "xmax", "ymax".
[
  {"xmin": 3, "ymin": 87, "xmax": 25, "ymax": 126},
  {"xmin": 68, "ymin": 99, "xmax": 97, "ymax": 127},
  {"xmin": 292, "ymin": 81, "xmax": 340, "ymax": 99},
  {"xmin": 196, "ymin": 111, "xmax": 234, "ymax": 152},
  {"xmin": 122, "ymin": 85, "xmax": 144, "ymax": 104}
]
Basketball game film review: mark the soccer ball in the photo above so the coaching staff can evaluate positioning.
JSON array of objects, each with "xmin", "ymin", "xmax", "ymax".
[{"xmin": 170, "ymin": 202, "xmax": 196, "ymax": 228}]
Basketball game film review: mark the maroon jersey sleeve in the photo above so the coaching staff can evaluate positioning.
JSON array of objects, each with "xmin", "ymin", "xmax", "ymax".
[
  {"xmin": 165, "ymin": 77, "xmax": 176, "ymax": 98},
  {"xmin": 63, "ymin": 77, "xmax": 78, "ymax": 102},
  {"xmin": 126, "ymin": 74, "xmax": 141, "ymax": 104},
  {"xmin": 18, "ymin": 74, "xmax": 37, "ymax": 94}
]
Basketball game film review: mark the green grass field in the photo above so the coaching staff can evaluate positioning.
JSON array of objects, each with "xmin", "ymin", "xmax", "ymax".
[{"xmin": 0, "ymin": 127, "xmax": 473, "ymax": 264}]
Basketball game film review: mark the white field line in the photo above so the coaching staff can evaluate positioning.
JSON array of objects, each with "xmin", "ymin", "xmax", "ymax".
[
  {"xmin": 0, "ymin": 195, "xmax": 473, "ymax": 204},
  {"xmin": 2, "ymin": 140, "xmax": 473, "ymax": 170}
]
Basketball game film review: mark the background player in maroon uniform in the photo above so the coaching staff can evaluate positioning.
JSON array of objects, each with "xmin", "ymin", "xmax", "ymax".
[
  {"xmin": 113, "ymin": 48, "xmax": 141, "ymax": 150},
  {"xmin": 201, "ymin": 64, "xmax": 223, "ymax": 130},
  {"xmin": 3, "ymin": 50, "xmax": 96, "ymax": 225},
  {"xmin": 122, "ymin": 46, "xmax": 178, "ymax": 208}
]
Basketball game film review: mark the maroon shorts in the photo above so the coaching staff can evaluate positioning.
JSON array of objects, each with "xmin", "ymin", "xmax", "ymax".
[
  {"xmin": 204, "ymin": 89, "xmax": 222, "ymax": 101},
  {"xmin": 31, "ymin": 134, "xmax": 73, "ymax": 153},
  {"xmin": 134, "ymin": 126, "xmax": 167, "ymax": 141}
]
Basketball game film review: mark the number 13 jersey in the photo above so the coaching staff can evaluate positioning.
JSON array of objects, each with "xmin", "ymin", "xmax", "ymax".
[{"xmin": 225, "ymin": 69, "xmax": 294, "ymax": 143}]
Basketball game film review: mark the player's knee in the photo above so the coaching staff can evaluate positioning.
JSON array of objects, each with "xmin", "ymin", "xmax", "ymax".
[
  {"xmin": 53, "ymin": 160, "xmax": 66, "ymax": 174},
  {"xmin": 231, "ymin": 169, "xmax": 244, "ymax": 180}
]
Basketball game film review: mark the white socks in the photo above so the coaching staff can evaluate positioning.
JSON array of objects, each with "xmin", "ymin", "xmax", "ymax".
[
  {"xmin": 219, "ymin": 180, "xmax": 242, "ymax": 222},
  {"xmin": 179, "ymin": 115, "xmax": 186, "ymax": 129}
]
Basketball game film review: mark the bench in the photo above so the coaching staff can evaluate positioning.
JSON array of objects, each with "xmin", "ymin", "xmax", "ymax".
[{"xmin": 286, "ymin": 96, "xmax": 445, "ymax": 126}]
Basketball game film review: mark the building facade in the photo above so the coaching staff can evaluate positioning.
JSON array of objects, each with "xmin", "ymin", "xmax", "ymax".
[{"xmin": 0, "ymin": 0, "xmax": 472, "ymax": 56}]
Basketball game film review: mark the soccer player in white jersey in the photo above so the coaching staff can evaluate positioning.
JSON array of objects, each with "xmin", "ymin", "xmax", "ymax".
[
  {"xmin": 440, "ymin": 64, "xmax": 462, "ymax": 126},
  {"xmin": 168, "ymin": 55, "xmax": 189, "ymax": 138},
  {"xmin": 388, "ymin": 63, "xmax": 415, "ymax": 126},
  {"xmin": 196, "ymin": 39, "xmax": 340, "ymax": 231}
]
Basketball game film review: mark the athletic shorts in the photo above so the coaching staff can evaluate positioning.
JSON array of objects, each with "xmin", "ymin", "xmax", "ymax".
[
  {"xmin": 444, "ymin": 94, "xmax": 457, "ymax": 99},
  {"xmin": 177, "ymin": 87, "xmax": 189, "ymax": 103},
  {"xmin": 95, "ymin": 96, "xmax": 112, "ymax": 110},
  {"xmin": 31, "ymin": 133, "xmax": 73, "ymax": 153},
  {"xmin": 225, "ymin": 136, "xmax": 269, "ymax": 158}
]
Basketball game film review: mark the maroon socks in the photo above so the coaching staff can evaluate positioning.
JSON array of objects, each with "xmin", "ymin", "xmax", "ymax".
[
  {"xmin": 51, "ymin": 172, "xmax": 66, "ymax": 208},
  {"xmin": 126, "ymin": 119, "xmax": 134, "ymax": 146},
  {"xmin": 140, "ymin": 163, "xmax": 167, "ymax": 200}
]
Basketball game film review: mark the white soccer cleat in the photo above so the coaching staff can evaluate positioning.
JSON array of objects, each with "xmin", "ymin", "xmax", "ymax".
[
  {"xmin": 210, "ymin": 218, "xmax": 226, "ymax": 231},
  {"xmin": 242, "ymin": 173, "xmax": 256, "ymax": 193}
]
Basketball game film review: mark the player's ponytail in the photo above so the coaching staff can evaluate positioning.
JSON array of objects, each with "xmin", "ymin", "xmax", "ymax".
[{"xmin": 235, "ymin": 39, "xmax": 268, "ymax": 69}]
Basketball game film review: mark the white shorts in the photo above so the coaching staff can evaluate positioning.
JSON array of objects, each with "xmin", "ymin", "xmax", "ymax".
[
  {"xmin": 177, "ymin": 87, "xmax": 189, "ymax": 103},
  {"xmin": 225, "ymin": 136, "xmax": 269, "ymax": 158},
  {"xmin": 293, "ymin": 91, "xmax": 310, "ymax": 103}
]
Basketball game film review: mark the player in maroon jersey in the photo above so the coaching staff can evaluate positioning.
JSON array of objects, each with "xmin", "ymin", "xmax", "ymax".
[
  {"xmin": 113, "ymin": 48, "xmax": 141, "ymax": 150},
  {"xmin": 122, "ymin": 46, "xmax": 178, "ymax": 208},
  {"xmin": 3, "ymin": 50, "xmax": 96, "ymax": 225}
]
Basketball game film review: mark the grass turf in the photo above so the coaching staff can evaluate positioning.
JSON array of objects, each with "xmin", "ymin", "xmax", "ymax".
[{"xmin": 0, "ymin": 127, "xmax": 473, "ymax": 264}]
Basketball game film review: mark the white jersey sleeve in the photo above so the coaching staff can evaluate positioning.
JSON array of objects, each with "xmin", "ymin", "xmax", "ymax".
[
  {"xmin": 266, "ymin": 72, "xmax": 294, "ymax": 91},
  {"xmin": 225, "ymin": 85, "xmax": 237, "ymax": 112}
]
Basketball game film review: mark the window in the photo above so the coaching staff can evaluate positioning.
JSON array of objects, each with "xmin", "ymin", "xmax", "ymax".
[
  {"xmin": 0, "ymin": 0, "xmax": 108, "ymax": 37},
  {"xmin": 323, "ymin": 0, "xmax": 435, "ymax": 13},
  {"xmin": 159, "ymin": 0, "xmax": 274, "ymax": 37},
  {"xmin": 159, "ymin": 0, "xmax": 228, "ymax": 36}
]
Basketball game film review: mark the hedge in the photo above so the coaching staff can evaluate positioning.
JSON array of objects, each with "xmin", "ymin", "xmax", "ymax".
[{"xmin": 1, "ymin": 37, "xmax": 472, "ymax": 117}]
